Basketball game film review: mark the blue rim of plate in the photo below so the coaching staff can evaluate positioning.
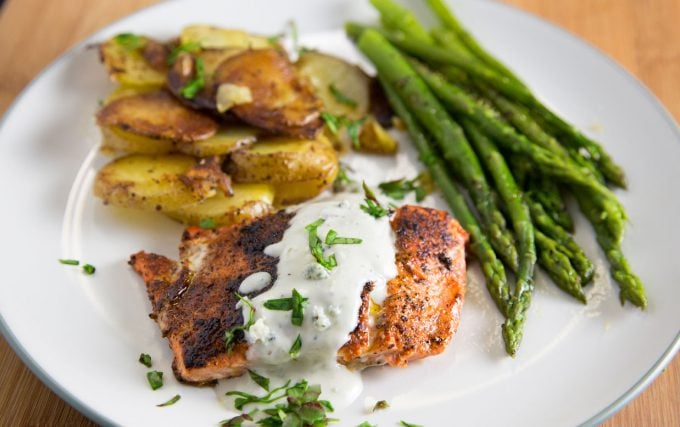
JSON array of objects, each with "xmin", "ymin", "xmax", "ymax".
[{"xmin": 0, "ymin": 1, "xmax": 677, "ymax": 426}]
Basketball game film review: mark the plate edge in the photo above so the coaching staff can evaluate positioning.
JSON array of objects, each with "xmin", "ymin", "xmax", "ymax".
[{"xmin": 0, "ymin": 0, "xmax": 678, "ymax": 425}]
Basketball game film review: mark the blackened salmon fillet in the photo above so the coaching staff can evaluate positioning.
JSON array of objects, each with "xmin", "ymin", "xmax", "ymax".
[{"xmin": 130, "ymin": 205, "xmax": 467, "ymax": 384}]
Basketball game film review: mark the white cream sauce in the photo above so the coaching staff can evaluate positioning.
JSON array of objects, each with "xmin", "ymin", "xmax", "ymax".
[
  {"xmin": 238, "ymin": 271, "xmax": 272, "ymax": 294},
  {"xmin": 217, "ymin": 194, "xmax": 397, "ymax": 409}
]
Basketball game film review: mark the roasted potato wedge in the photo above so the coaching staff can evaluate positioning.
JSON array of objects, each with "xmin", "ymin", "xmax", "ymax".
[
  {"xmin": 358, "ymin": 116, "xmax": 398, "ymax": 154},
  {"xmin": 213, "ymin": 48, "xmax": 323, "ymax": 138},
  {"xmin": 181, "ymin": 127, "xmax": 258, "ymax": 157},
  {"xmin": 167, "ymin": 48, "xmax": 243, "ymax": 112},
  {"xmin": 165, "ymin": 183, "xmax": 274, "ymax": 226},
  {"xmin": 104, "ymin": 85, "xmax": 158, "ymax": 103},
  {"xmin": 97, "ymin": 90, "xmax": 218, "ymax": 143},
  {"xmin": 99, "ymin": 35, "xmax": 166, "ymax": 87},
  {"xmin": 180, "ymin": 25, "xmax": 270, "ymax": 49},
  {"xmin": 100, "ymin": 126, "xmax": 175, "ymax": 155},
  {"xmin": 100, "ymin": 124, "xmax": 258, "ymax": 157},
  {"xmin": 94, "ymin": 154, "xmax": 227, "ymax": 211},
  {"xmin": 273, "ymin": 178, "xmax": 337, "ymax": 206},
  {"xmin": 227, "ymin": 135, "xmax": 338, "ymax": 184},
  {"xmin": 296, "ymin": 51, "xmax": 371, "ymax": 121}
]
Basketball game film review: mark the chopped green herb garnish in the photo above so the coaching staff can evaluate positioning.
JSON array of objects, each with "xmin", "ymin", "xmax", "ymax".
[
  {"xmin": 199, "ymin": 218, "xmax": 216, "ymax": 229},
  {"xmin": 225, "ymin": 379, "xmax": 334, "ymax": 426},
  {"xmin": 288, "ymin": 20, "xmax": 300, "ymax": 54},
  {"xmin": 146, "ymin": 370, "xmax": 164, "ymax": 390},
  {"xmin": 114, "ymin": 33, "xmax": 144, "ymax": 50},
  {"xmin": 224, "ymin": 293, "xmax": 256, "ymax": 352},
  {"xmin": 298, "ymin": 46, "xmax": 317, "ymax": 55},
  {"xmin": 360, "ymin": 182, "xmax": 392, "ymax": 219},
  {"xmin": 321, "ymin": 112, "xmax": 342, "ymax": 134},
  {"xmin": 329, "ymin": 83, "xmax": 357, "ymax": 108},
  {"xmin": 357, "ymin": 422, "xmax": 376, "ymax": 427},
  {"xmin": 157, "ymin": 394, "xmax": 181, "ymax": 407},
  {"xmin": 347, "ymin": 117, "xmax": 366, "ymax": 149},
  {"xmin": 58, "ymin": 259, "xmax": 79, "ymax": 266},
  {"xmin": 82, "ymin": 264, "xmax": 96, "ymax": 275},
  {"xmin": 248, "ymin": 369, "xmax": 270, "ymax": 391},
  {"xmin": 400, "ymin": 421, "xmax": 423, "ymax": 427},
  {"xmin": 321, "ymin": 112, "xmax": 366, "ymax": 149},
  {"xmin": 289, "ymin": 334, "xmax": 302, "ymax": 359},
  {"xmin": 379, "ymin": 172, "xmax": 433, "ymax": 202},
  {"xmin": 224, "ymin": 380, "xmax": 335, "ymax": 425},
  {"xmin": 219, "ymin": 413, "xmax": 253, "ymax": 426},
  {"xmin": 166, "ymin": 41, "xmax": 201, "ymax": 65},
  {"xmin": 360, "ymin": 198, "xmax": 390, "ymax": 218},
  {"xmin": 333, "ymin": 163, "xmax": 358, "ymax": 193},
  {"xmin": 138, "ymin": 353, "xmax": 152, "ymax": 368},
  {"xmin": 267, "ymin": 33, "xmax": 282, "ymax": 46},
  {"xmin": 305, "ymin": 219, "xmax": 337, "ymax": 270},
  {"xmin": 263, "ymin": 289, "xmax": 309, "ymax": 326},
  {"xmin": 180, "ymin": 57, "xmax": 205, "ymax": 99},
  {"xmin": 226, "ymin": 380, "xmax": 291, "ymax": 410},
  {"xmin": 325, "ymin": 229, "xmax": 362, "ymax": 245},
  {"xmin": 372, "ymin": 399, "xmax": 389, "ymax": 412}
]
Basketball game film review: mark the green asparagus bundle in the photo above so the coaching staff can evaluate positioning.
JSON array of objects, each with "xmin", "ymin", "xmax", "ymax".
[{"xmin": 348, "ymin": 0, "xmax": 647, "ymax": 355}]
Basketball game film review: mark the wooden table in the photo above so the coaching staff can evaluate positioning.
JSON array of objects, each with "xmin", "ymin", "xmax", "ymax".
[{"xmin": 0, "ymin": 0, "xmax": 678, "ymax": 425}]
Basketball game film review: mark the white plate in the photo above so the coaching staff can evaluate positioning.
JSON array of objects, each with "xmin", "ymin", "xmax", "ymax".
[{"xmin": 1, "ymin": 0, "xmax": 678, "ymax": 425}]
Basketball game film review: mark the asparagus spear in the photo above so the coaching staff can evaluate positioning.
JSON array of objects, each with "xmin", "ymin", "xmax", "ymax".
[
  {"xmin": 529, "ymin": 199, "xmax": 594, "ymax": 284},
  {"xmin": 531, "ymin": 105, "xmax": 627, "ymax": 188},
  {"xmin": 472, "ymin": 82, "xmax": 607, "ymax": 182},
  {"xmin": 369, "ymin": 0, "xmax": 433, "ymax": 44},
  {"xmin": 345, "ymin": 23, "xmax": 532, "ymax": 104},
  {"xmin": 423, "ymin": 0, "xmax": 627, "ymax": 188},
  {"xmin": 527, "ymin": 177, "xmax": 574, "ymax": 232},
  {"xmin": 534, "ymin": 229, "xmax": 587, "ymax": 304},
  {"xmin": 575, "ymin": 193, "xmax": 647, "ymax": 308},
  {"xmin": 439, "ymin": 72, "xmax": 576, "ymax": 231},
  {"xmin": 462, "ymin": 119, "xmax": 536, "ymax": 355},
  {"xmin": 379, "ymin": 77, "xmax": 511, "ymax": 316},
  {"xmin": 425, "ymin": 0, "xmax": 526, "ymax": 87},
  {"xmin": 409, "ymin": 60, "xmax": 626, "ymax": 243},
  {"xmin": 356, "ymin": 29, "xmax": 519, "ymax": 271}
]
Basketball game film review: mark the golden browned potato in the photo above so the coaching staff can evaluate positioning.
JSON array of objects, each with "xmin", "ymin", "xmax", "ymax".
[
  {"xmin": 296, "ymin": 51, "xmax": 371, "ymax": 121},
  {"xmin": 272, "ymin": 178, "xmax": 337, "ymax": 206},
  {"xmin": 181, "ymin": 127, "xmax": 258, "ymax": 157},
  {"xmin": 180, "ymin": 25, "xmax": 270, "ymax": 49},
  {"xmin": 98, "ymin": 34, "xmax": 166, "ymax": 87},
  {"xmin": 103, "ymin": 85, "xmax": 158, "ymax": 103},
  {"xmin": 358, "ymin": 116, "xmax": 398, "ymax": 154},
  {"xmin": 97, "ymin": 90, "xmax": 218, "ymax": 143},
  {"xmin": 166, "ymin": 48, "xmax": 243, "ymax": 112},
  {"xmin": 165, "ymin": 183, "xmax": 275, "ymax": 226},
  {"xmin": 213, "ymin": 48, "xmax": 323, "ymax": 138},
  {"xmin": 94, "ymin": 154, "xmax": 228, "ymax": 211},
  {"xmin": 100, "ymin": 120, "xmax": 257, "ymax": 157},
  {"xmin": 227, "ymin": 135, "xmax": 337, "ymax": 183},
  {"xmin": 100, "ymin": 126, "xmax": 175, "ymax": 155}
]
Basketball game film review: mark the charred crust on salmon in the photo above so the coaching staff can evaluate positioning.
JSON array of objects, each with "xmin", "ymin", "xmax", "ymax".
[{"xmin": 131, "ymin": 205, "xmax": 467, "ymax": 383}]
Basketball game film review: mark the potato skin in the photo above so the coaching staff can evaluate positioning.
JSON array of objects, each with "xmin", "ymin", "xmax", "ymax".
[
  {"xmin": 226, "ymin": 136, "xmax": 338, "ymax": 184},
  {"xmin": 96, "ymin": 90, "xmax": 218, "ymax": 143},
  {"xmin": 180, "ymin": 127, "xmax": 258, "ymax": 157},
  {"xmin": 99, "ymin": 126, "xmax": 175, "ymax": 156},
  {"xmin": 99, "ymin": 36, "xmax": 166, "ymax": 87},
  {"xmin": 296, "ymin": 51, "xmax": 371, "ymax": 121},
  {"xmin": 165, "ymin": 183, "xmax": 275, "ymax": 226},
  {"xmin": 94, "ymin": 154, "xmax": 225, "ymax": 211},
  {"xmin": 166, "ymin": 48, "xmax": 243, "ymax": 113},
  {"xmin": 213, "ymin": 48, "xmax": 323, "ymax": 139},
  {"xmin": 179, "ymin": 25, "xmax": 270, "ymax": 50},
  {"xmin": 273, "ymin": 177, "xmax": 337, "ymax": 206}
]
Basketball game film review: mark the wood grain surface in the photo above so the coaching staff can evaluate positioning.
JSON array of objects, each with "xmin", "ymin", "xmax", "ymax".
[{"xmin": 0, "ymin": 0, "xmax": 678, "ymax": 425}]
